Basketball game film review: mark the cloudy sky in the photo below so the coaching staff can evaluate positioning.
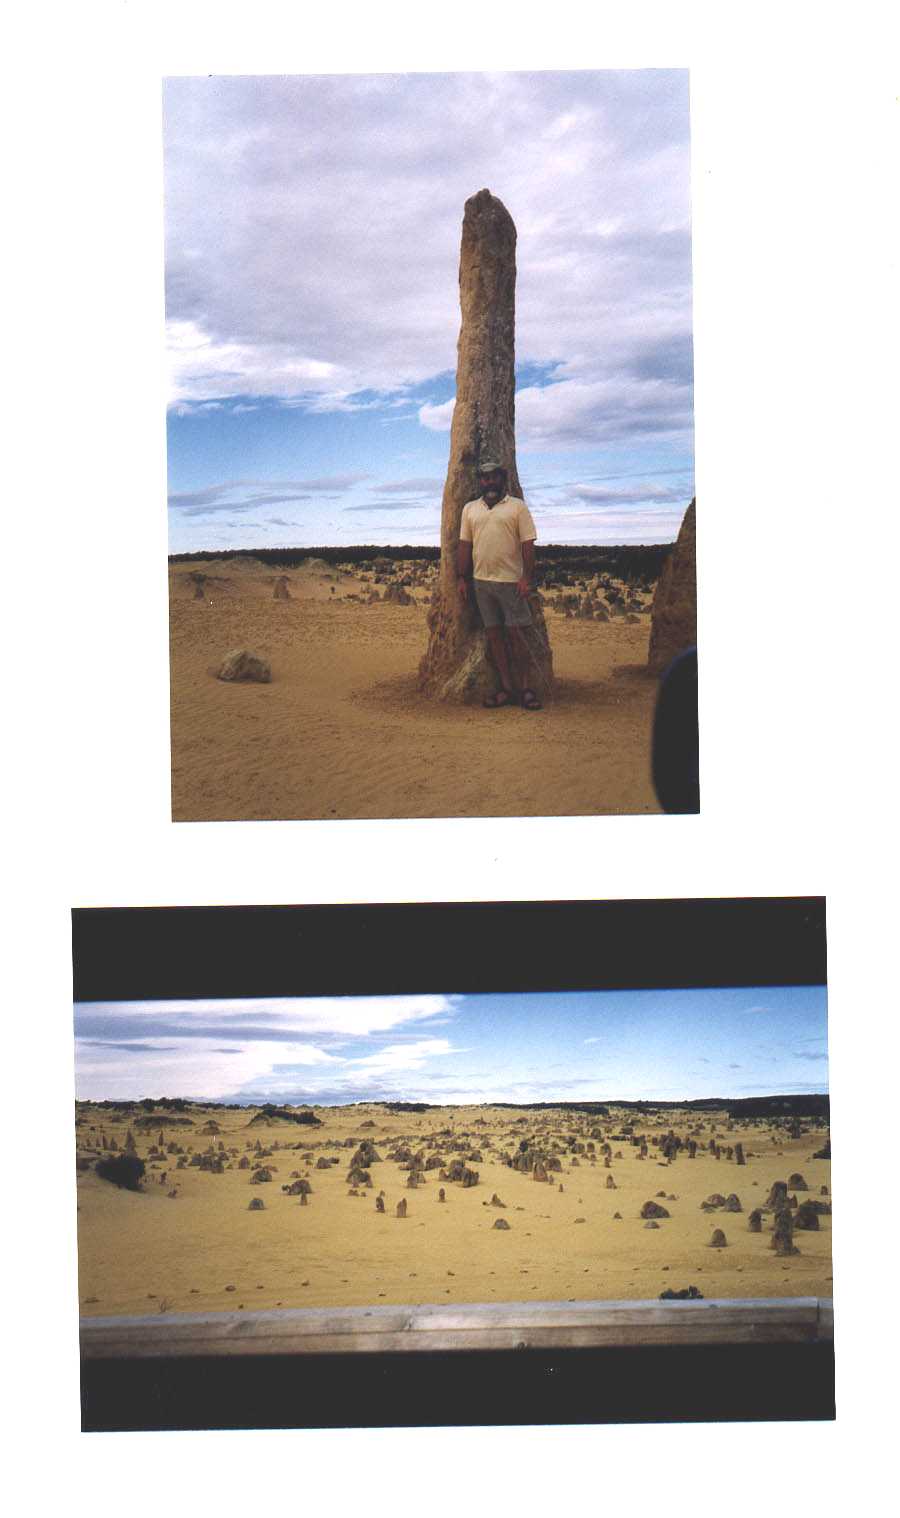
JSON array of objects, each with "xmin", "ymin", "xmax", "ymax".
[
  {"xmin": 164, "ymin": 70, "xmax": 694, "ymax": 554},
  {"xmin": 74, "ymin": 986, "xmax": 827, "ymax": 1105}
]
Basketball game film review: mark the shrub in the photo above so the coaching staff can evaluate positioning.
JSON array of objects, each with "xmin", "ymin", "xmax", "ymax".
[{"xmin": 96, "ymin": 1154, "xmax": 145, "ymax": 1192}]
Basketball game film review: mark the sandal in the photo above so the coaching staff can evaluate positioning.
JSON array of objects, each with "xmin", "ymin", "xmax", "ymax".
[
  {"xmin": 520, "ymin": 688, "xmax": 543, "ymax": 711},
  {"xmin": 483, "ymin": 688, "xmax": 514, "ymax": 709}
]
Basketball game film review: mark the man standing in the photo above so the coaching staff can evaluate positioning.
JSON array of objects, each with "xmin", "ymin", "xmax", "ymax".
[{"xmin": 457, "ymin": 462, "xmax": 543, "ymax": 709}]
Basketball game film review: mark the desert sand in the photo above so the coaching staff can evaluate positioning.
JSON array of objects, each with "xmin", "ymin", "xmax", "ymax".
[
  {"xmin": 169, "ymin": 556, "xmax": 661, "ymax": 821},
  {"xmin": 75, "ymin": 1102, "xmax": 831, "ymax": 1318}
]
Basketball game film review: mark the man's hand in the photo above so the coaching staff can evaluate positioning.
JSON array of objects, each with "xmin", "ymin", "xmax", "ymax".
[
  {"xmin": 516, "ymin": 576, "xmax": 531, "ymax": 599},
  {"xmin": 457, "ymin": 575, "xmax": 469, "ymax": 603}
]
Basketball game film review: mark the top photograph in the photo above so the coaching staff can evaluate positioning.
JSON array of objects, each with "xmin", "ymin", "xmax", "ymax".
[{"xmin": 165, "ymin": 70, "xmax": 697, "ymax": 822}]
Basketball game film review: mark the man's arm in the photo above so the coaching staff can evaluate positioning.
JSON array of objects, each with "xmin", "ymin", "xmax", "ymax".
[
  {"xmin": 517, "ymin": 538, "xmax": 536, "ymax": 597},
  {"xmin": 457, "ymin": 538, "xmax": 473, "ymax": 601}
]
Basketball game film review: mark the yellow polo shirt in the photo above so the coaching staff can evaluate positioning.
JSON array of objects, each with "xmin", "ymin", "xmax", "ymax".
[{"xmin": 459, "ymin": 495, "xmax": 537, "ymax": 582}]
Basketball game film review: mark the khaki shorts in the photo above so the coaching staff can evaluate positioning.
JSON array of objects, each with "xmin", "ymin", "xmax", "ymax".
[{"xmin": 473, "ymin": 578, "xmax": 533, "ymax": 629}]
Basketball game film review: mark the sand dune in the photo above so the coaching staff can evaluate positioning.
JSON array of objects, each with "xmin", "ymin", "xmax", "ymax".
[
  {"xmin": 76, "ymin": 1102, "xmax": 831, "ymax": 1318},
  {"xmin": 169, "ymin": 557, "xmax": 661, "ymax": 821}
]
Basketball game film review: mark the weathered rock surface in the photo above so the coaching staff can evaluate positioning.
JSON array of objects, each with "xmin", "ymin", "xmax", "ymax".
[
  {"xmin": 641, "ymin": 1201, "xmax": 670, "ymax": 1219},
  {"xmin": 216, "ymin": 648, "xmax": 272, "ymax": 683},
  {"xmin": 419, "ymin": 189, "xmax": 553, "ymax": 702},
  {"xmin": 771, "ymin": 1208, "xmax": 799, "ymax": 1256},
  {"xmin": 648, "ymin": 499, "xmax": 696, "ymax": 674}
]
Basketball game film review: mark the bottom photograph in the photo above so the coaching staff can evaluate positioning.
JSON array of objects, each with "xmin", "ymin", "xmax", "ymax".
[{"xmin": 71, "ymin": 899, "xmax": 832, "ymax": 1430}]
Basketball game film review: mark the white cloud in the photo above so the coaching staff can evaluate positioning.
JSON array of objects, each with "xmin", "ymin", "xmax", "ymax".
[
  {"xmin": 418, "ymin": 399, "xmax": 455, "ymax": 432},
  {"xmin": 163, "ymin": 71, "xmax": 692, "ymax": 452},
  {"xmin": 345, "ymin": 1038, "xmax": 458, "ymax": 1074},
  {"xmin": 73, "ymin": 996, "xmax": 462, "ymax": 1100}
]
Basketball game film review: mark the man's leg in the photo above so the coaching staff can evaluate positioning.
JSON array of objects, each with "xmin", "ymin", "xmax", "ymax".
[
  {"xmin": 506, "ymin": 626, "xmax": 531, "ymax": 693},
  {"xmin": 486, "ymin": 624, "xmax": 514, "ymax": 693},
  {"xmin": 507, "ymin": 625, "xmax": 542, "ymax": 708}
]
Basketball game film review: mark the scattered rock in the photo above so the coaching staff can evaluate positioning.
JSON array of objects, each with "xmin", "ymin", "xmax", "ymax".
[
  {"xmin": 708, "ymin": 1229, "xmax": 728, "ymax": 1248},
  {"xmin": 660, "ymin": 1286, "xmax": 704, "ymax": 1300},
  {"xmin": 641, "ymin": 1201, "xmax": 670, "ymax": 1219},
  {"xmin": 216, "ymin": 648, "xmax": 272, "ymax": 683},
  {"xmin": 248, "ymin": 1198, "xmax": 264, "ymax": 1211},
  {"xmin": 771, "ymin": 1208, "xmax": 799, "ymax": 1256},
  {"xmin": 493, "ymin": 1218, "xmax": 511, "ymax": 1230},
  {"xmin": 766, "ymin": 1181, "xmax": 788, "ymax": 1212},
  {"xmin": 396, "ymin": 1198, "xmax": 407, "ymax": 1219},
  {"xmin": 748, "ymin": 1209, "xmax": 763, "ymax": 1232}
]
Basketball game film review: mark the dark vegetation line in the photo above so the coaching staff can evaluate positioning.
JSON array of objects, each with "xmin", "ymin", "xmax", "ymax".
[
  {"xmin": 168, "ymin": 542, "xmax": 673, "ymax": 584},
  {"xmin": 75, "ymin": 1094, "xmax": 830, "ymax": 1120}
]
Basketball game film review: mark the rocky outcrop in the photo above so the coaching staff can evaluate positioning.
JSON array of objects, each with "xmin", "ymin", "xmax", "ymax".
[
  {"xmin": 418, "ymin": 189, "xmax": 553, "ymax": 703},
  {"xmin": 648, "ymin": 499, "xmax": 696, "ymax": 674},
  {"xmin": 766, "ymin": 1181, "xmax": 789, "ymax": 1212},
  {"xmin": 771, "ymin": 1208, "xmax": 799, "ymax": 1256}
]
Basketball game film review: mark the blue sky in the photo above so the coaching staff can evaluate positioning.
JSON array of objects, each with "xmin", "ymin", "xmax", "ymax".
[
  {"xmin": 74, "ymin": 987, "xmax": 827, "ymax": 1105},
  {"xmin": 164, "ymin": 71, "xmax": 694, "ymax": 554}
]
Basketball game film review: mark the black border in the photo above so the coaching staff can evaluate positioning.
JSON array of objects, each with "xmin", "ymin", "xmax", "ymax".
[{"xmin": 72, "ymin": 898, "xmax": 826, "ymax": 1002}]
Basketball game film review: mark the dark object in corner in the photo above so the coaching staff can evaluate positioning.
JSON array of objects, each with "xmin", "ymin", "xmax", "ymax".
[{"xmin": 652, "ymin": 646, "xmax": 699, "ymax": 813}]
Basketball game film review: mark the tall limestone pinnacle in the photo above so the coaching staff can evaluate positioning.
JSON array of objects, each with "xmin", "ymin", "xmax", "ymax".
[{"xmin": 419, "ymin": 189, "xmax": 554, "ymax": 701}]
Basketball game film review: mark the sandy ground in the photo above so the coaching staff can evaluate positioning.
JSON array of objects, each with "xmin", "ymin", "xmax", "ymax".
[
  {"xmin": 76, "ymin": 1103, "xmax": 831, "ymax": 1317},
  {"xmin": 169, "ymin": 558, "xmax": 661, "ymax": 821}
]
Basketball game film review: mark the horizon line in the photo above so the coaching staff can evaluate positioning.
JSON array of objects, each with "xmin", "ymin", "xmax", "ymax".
[{"xmin": 75, "ymin": 1091, "xmax": 829, "ymax": 1109}]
